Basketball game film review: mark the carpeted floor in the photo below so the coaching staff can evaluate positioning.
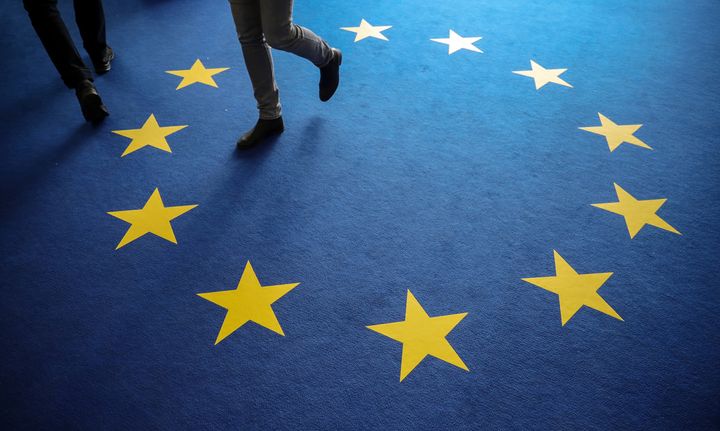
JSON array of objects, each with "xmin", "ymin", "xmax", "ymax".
[{"xmin": 1, "ymin": 0, "xmax": 718, "ymax": 429}]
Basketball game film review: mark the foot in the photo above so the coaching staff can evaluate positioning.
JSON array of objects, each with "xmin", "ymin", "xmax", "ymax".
[
  {"xmin": 75, "ymin": 80, "xmax": 109, "ymax": 123},
  {"xmin": 236, "ymin": 117, "xmax": 284, "ymax": 149},
  {"xmin": 92, "ymin": 46, "xmax": 115, "ymax": 74},
  {"xmin": 319, "ymin": 48, "xmax": 342, "ymax": 102}
]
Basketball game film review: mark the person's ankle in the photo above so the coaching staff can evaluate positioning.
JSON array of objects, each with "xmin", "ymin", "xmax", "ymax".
[{"xmin": 74, "ymin": 79, "xmax": 94, "ymax": 90}]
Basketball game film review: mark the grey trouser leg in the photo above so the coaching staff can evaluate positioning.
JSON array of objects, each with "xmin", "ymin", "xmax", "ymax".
[{"xmin": 228, "ymin": 0, "xmax": 333, "ymax": 119}]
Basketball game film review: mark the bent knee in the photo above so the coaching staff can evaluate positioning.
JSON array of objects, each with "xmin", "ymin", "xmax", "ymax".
[
  {"xmin": 238, "ymin": 31, "xmax": 265, "ymax": 46},
  {"xmin": 264, "ymin": 24, "xmax": 298, "ymax": 50}
]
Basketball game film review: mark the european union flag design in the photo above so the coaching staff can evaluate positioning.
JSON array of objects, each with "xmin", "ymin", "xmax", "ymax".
[{"xmin": 1, "ymin": 0, "xmax": 719, "ymax": 429}]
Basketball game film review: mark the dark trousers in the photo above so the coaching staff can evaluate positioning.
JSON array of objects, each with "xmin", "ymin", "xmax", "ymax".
[{"xmin": 23, "ymin": 0, "xmax": 107, "ymax": 88}]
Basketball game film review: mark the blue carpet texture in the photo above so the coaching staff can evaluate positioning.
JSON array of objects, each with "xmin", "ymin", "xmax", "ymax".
[{"xmin": 1, "ymin": 0, "xmax": 719, "ymax": 429}]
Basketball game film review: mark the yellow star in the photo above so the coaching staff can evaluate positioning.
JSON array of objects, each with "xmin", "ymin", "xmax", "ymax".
[
  {"xmin": 592, "ymin": 183, "xmax": 680, "ymax": 239},
  {"xmin": 107, "ymin": 188, "xmax": 197, "ymax": 250},
  {"xmin": 512, "ymin": 60, "xmax": 572, "ymax": 90},
  {"xmin": 522, "ymin": 251, "xmax": 622, "ymax": 326},
  {"xmin": 198, "ymin": 261, "xmax": 300, "ymax": 345},
  {"xmin": 112, "ymin": 114, "xmax": 188, "ymax": 157},
  {"xmin": 367, "ymin": 290, "xmax": 468, "ymax": 382},
  {"xmin": 165, "ymin": 59, "xmax": 229, "ymax": 90},
  {"xmin": 579, "ymin": 113, "xmax": 651, "ymax": 152},
  {"xmin": 341, "ymin": 19, "xmax": 392, "ymax": 42}
]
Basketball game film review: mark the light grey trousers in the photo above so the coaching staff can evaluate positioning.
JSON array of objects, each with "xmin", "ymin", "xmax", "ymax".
[{"xmin": 228, "ymin": 0, "xmax": 333, "ymax": 119}]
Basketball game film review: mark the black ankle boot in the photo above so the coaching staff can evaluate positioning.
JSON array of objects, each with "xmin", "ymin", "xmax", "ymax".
[
  {"xmin": 75, "ymin": 80, "xmax": 109, "ymax": 123},
  {"xmin": 236, "ymin": 117, "xmax": 284, "ymax": 149},
  {"xmin": 319, "ymin": 48, "xmax": 342, "ymax": 102},
  {"xmin": 92, "ymin": 46, "xmax": 115, "ymax": 74}
]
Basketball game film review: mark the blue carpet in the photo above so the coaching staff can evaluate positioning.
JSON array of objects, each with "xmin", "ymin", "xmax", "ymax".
[{"xmin": 1, "ymin": 0, "xmax": 719, "ymax": 429}]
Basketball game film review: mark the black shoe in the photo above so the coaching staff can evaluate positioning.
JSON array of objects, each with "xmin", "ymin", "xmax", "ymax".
[
  {"xmin": 319, "ymin": 48, "xmax": 342, "ymax": 102},
  {"xmin": 92, "ymin": 46, "xmax": 115, "ymax": 74},
  {"xmin": 75, "ymin": 80, "xmax": 109, "ymax": 123},
  {"xmin": 236, "ymin": 117, "xmax": 284, "ymax": 149}
]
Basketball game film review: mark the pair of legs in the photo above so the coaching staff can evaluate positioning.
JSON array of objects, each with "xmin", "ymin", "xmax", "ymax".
[
  {"xmin": 24, "ymin": 0, "xmax": 108, "ymax": 88},
  {"xmin": 228, "ymin": 0, "xmax": 338, "ymax": 131},
  {"xmin": 24, "ymin": 0, "xmax": 112, "ymax": 122}
]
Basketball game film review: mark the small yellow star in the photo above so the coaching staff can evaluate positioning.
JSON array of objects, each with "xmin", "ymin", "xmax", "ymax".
[
  {"xmin": 198, "ymin": 261, "xmax": 300, "ymax": 345},
  {"xmin": 341, "ymin": 19, "xmax": 392, "ymax": 42},
  {"xmin": 592, "ymin": 183, "xmax": 680, "ymax": 239},
  {"xmin": 112, "ymin": 114, "xmax": 188, "ymax": 157},
  {"xmin": 579, "ymin": 113, "xmax": 651, "ymax": 152},
  {"xmin": 107, "ymin": 188, "xmax": 197, "ymax": 250},
  {"xmin": 367, "ymin": 290, "xmax": 468, "ymax": 382},
  {"xmin": 522, "ymin": 251, "xmax": 622, "ymax": 326},
  {"xmin": 166, "ymin": 59, "xmax": 229, "ymax": 90},
  {"xmin": 512, "ymin": 60, "xmax": 572, "ymax": 90}
]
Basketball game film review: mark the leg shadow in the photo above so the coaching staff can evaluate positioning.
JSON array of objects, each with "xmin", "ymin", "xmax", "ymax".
[{"xmin": 297, "ymin": 116, "xmax": 325, "ymax": 152}]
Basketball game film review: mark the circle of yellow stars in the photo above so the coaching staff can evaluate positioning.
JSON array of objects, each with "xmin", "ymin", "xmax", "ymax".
[{"xmin": 102, "ymin": 15, "xmax": 681, "ymax": 383}]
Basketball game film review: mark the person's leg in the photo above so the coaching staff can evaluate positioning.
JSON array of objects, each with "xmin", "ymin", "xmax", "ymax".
[
  {"xmin": 23, "ymin": 0, "xmax": 93, "ymax": 88},
  {"xmin": 259, "ymin": 0, "xmax": 333, "ymax": 68},
  {"xmin": 24, "ymin": 0, "xmax": 108, "ymax": 122},
  {"xmin": 73, "ymin": 0, "xmax": 112, "ymax": 72},
  {"xmin": 228, "ymin": 0, "xmax": 284, "ymax": 148},
  {"xmin": 229, "ymin": 0, "xmax": 281, "ymax": 120},
  {"xmin": 260, "ymin": 0, "xmax": 341, "ymax": 102}
]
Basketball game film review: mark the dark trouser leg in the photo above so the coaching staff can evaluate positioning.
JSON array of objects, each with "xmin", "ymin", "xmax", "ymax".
[
  {"xmin": 73, "ymin": 0, "xmax": 107, "ymax": 60},
  {"xmin": 260, "ymin": 0, "xmax": 333, "ymax": 68},
  {"xmin": 23, "ymin": 0, "xmax": 93, "ymax": 88},
  {"xmin": 228, "ymin": 0, "xmax": 281, "ymax": 120}
]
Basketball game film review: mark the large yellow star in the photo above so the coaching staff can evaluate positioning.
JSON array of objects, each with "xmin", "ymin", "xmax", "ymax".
[
  {"xmin": 579, "ymin": 113, "xmax": 651, "ymax": 152},
  {"xmin": 112, "ymin": 114, "xmax": 188, "ymax": 157},
  {"xmin": 522, "ymin": 251, "xmax": 622, "ymax": 326},
  {"xmin": 107, "ymin": 188, "xmax": 197, "ymax": 250},
  {"xmin": 592, "ymin": 183, "xmax": 680, "ymax": 239},
  {"xmin": 198, "ymin": 261, "xmax": 300, "ymax": 345},
  {"xmin": 166, "ymin": 59, "xmax": 229, "ymax": 90},
  {"xmin": 340, "ymin": 19, "xmax": 392, "ymax": 42},
  {"xmin": 512, "ymin": 60, "xmax": 572, "ymax": 90},
  {"xmin": 367, "ymin": 290, "xmax": 468, "ymax": 382}
]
